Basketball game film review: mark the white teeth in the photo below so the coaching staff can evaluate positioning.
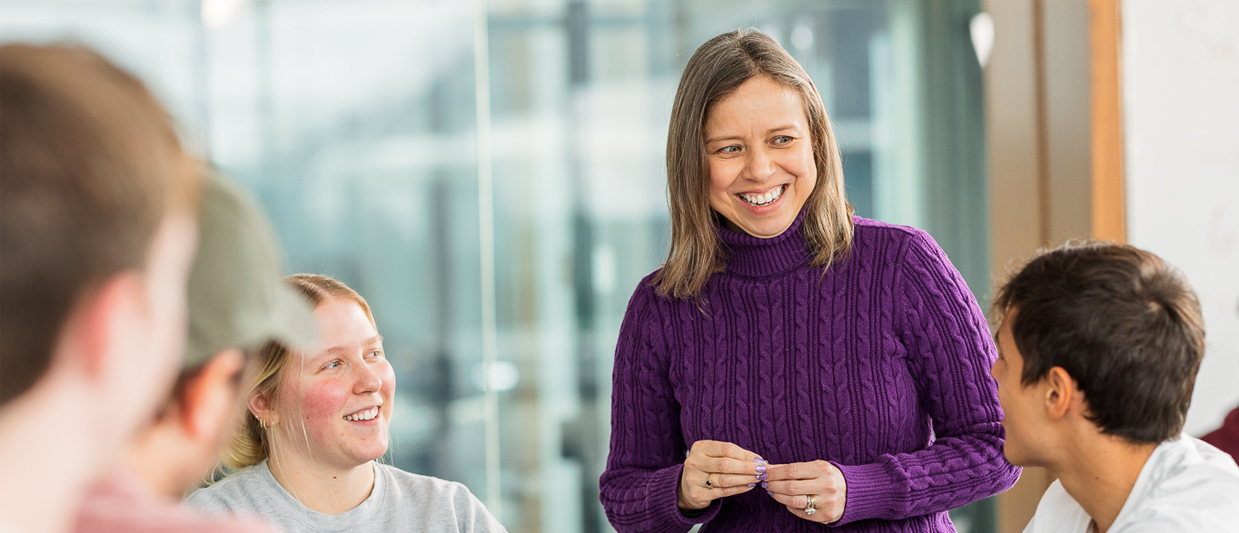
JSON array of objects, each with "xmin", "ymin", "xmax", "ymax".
[
  {"xmin": 344, "ymin": 407, "xmax": 379, "ymax": 422},
  {"xmin": 740, "ymin": 185, "xmax": 785, "ymax": 207}
]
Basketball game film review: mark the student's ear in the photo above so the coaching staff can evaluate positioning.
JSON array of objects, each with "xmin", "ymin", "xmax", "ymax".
[
  {"xmin": 180, "ymin": 349, "xmax": 245, "ymax": 439},
  {"xmin": 1043, "ymin": 366, "xmax": 1077, "ymax": 420},
  {"xmin": 248, "ymin": 383, "xmax": 277, "ymax": 426},
  {"xmin": 76, "ymin": 271, "xmax": 147, "ymax": 379}
]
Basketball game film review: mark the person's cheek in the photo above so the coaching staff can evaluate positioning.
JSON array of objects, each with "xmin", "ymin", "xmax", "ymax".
[
  {"xmin": 300, "ymin": 378, "xmax": 348, "ymax": 440},
  {"xmin": 380, "ymin": 362, "xmax": 396, "ymax": 390},
  {"xmin": 378, "ymin": 362, "xmax": 397, "ymax": 428}
]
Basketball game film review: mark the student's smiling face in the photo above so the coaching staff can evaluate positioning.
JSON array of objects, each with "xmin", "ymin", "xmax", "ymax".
[
  {"xmin": 275, "ymin": 299, "xmax": 395, "ymax": 470},
  {"xmin": 703, "ymin": 75, "xmax": 817, "ymax": 238}
]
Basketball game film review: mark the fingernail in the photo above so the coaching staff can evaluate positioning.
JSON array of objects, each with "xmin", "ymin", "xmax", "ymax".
[
  {"xmin": 747, "ymin": 483, "xmax": 756, "ymax": 488},
  {"xmin": 761, "ymin": 481, "xmax": 769, "ymax": 489},
  {"xmin": 755, "ymin": 464, "xmax": 767, "ymax": 474},
  {"xmin": 754, "ymin": 456, "xmax": 766, "ymax": 464},
  {"xmin": 766, "ymin": 490, "xmax": 773, "ymax": 496},
  {"xmin": 757, "ymin": 472, "xmax": 768, "ymax": 482}
]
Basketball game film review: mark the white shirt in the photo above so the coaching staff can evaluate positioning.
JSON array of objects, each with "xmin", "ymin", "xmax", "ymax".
[{"xmin": 1024, "ymin": 434, "xmax": 1239, "ymax": 533}]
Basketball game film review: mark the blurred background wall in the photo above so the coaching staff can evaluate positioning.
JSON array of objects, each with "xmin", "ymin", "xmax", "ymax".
[
  {"xmin": 984, "ymin": 0, "xmax": 1239, "ymax": 530},
  {"xmin": 1, "ymin": 0, "xmax": 1234, "ymax": 532},
  {"xmin": 1122, "ymin": 0, "xmax": 1238, "ymax": 441}
]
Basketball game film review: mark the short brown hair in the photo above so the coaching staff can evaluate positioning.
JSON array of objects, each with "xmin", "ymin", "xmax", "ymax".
[
  {"xmin": 223, "ymin": 274, "xmax": 376, "ymax": 470},
  {"xmin": 655, "ymin": 28, "xmax": 853, "ymax": 299},
  {"xmin": 0, "ymin": 44, "xmax": 198, "ymax": 404},
  {"xmin": 993, "ymin": 241, "xmax": 1205, "ymax": 443}
]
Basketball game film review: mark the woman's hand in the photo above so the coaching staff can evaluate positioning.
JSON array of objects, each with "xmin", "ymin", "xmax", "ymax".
[
  {"xmin": 677, "ymin": 440, "xmax": 764, "ymax": 511},
  {"xmin": 765, "ymin": 460, "xmax": 847, "ymax": 523}
]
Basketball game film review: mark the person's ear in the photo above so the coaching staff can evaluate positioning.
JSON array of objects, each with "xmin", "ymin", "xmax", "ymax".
[
  {"xmin": 76, "ymin": 271, "xmax": 148, "ymax": 379},
  {"xmin": 1043, "ymin": 366, "xmax": 1076, "ymax": 420},
  {"xmin": 180, "ymin": 349, "xmax": 245, "ymax": 439},
  {"xmin": 248, "ymin": 383, "xmax": 277, "ymax": 427}
]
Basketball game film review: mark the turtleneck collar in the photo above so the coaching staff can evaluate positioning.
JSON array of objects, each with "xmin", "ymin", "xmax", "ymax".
[{"xmin": 715, "ymin": 209, "xmax": 813, "ymax": 277}]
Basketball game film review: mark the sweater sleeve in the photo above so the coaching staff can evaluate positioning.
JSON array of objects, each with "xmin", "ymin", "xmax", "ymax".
[
  {"xmin": 599, "ymin": 279, "xmax": 720, "ymax": 532},
  {"xmin": 830, "ymin": 231, "xmax": 1020, "ymax": 526}
]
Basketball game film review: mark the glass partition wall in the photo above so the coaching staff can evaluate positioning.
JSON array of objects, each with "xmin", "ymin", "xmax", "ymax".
[{"xmin": 1, "ymin": 0, "xmax": 991, "ymax": 531}]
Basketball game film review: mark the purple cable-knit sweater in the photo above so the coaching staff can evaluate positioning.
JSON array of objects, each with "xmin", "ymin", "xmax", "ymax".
[{"xmin": 600, "ymin": 214, "xmax": 1020, "ymax": 532}]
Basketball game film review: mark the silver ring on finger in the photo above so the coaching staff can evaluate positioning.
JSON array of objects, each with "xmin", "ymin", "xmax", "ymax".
[
  {"xmin": 804, "ymin": 494, "xmax": 817, "ymax": 516},
  {"xmin": 705, "ymin": 474, "xmax": 714, "ymax": 489}
]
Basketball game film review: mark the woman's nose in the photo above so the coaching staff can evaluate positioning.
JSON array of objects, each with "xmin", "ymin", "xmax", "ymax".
[
  {"xmin": 743, "ymin": 147, "xmax": 775, "ymax": 181},
  {"xmin": 353, "ymin": 363, "xmax": 383, "ymax": 394}
]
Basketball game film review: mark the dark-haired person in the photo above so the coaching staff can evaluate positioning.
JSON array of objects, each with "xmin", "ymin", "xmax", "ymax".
[
  {"xmin": 0, "ymin": 44, "xmax": 199, "ymax": 533},
  {"xmin": 599, "ymin": 29, "xmax": 1018, "ymax": 531},
  {"xmin": 991, "ymin": 242, "xmax": 1239, "ymax": 532},
  {"xmin": 73, "ymin": 174, "xmax": 317, "ymax": 533}
]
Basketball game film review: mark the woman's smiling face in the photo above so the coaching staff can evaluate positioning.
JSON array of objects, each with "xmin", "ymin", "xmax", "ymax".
[
  {"xmin": 704, "ymin": 75, "xmax": 817, "ymax": 238},
  {"xmin": 275, "ymin": 298, "xmax": 395, "ymax": 471}
]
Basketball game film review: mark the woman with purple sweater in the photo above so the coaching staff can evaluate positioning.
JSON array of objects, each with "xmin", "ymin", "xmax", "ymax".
[{"xmin": 599, "ymin": 29, "xmax": 1019, "ymax": 532}]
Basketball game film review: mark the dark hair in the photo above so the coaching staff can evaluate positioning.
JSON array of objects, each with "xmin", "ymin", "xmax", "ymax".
[
  {"xmin": 992, "ymin": 241, "xmax": 1205, "ymax": 443},
  {"xmin": 655, "ymin": 28, "xmax": 853, "ymax": 299},
  {"xmin": 0, "ymin": 44, "xmax": 198, "ymax": 404}
]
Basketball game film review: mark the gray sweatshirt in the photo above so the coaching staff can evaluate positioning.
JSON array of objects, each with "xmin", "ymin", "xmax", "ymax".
[{"xmin": 185, "ymin": 461, "xmax": 505, "ymax": 533}]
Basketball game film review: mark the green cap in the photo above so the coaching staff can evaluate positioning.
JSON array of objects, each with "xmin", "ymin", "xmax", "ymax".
[{"xmin": 183, "ymin": 173, "xmax": 317, "ymax": 367}]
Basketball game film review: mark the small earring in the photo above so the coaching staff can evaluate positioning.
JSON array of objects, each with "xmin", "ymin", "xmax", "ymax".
[{"xmin": 258, "ymin": 417, "xmax": 269, "ymax": 430}]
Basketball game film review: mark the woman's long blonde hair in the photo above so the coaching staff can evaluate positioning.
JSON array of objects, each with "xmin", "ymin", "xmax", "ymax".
[
  {"xmin": 654, "ymin": 28, "xmax": 854, "ymax": 299},
  {"xmin": 222, "ymin": 273, "xmax": 377, "ymax": 470}
]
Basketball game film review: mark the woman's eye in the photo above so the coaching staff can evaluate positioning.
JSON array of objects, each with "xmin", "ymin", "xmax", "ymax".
[
  {"xmin": 366, "ymin": 350, "xmax": 381, "ymax": 359},
  {"xmin": 324, "ymin": 360, "xmax": 342, "ymax": 370},
  {"xmin": 773, "ymin": 135, "xmax": 793, "ymax": 145},
  {"xmin": 717, "ymin": 145, "xmax": 741, "ymax": 154}
]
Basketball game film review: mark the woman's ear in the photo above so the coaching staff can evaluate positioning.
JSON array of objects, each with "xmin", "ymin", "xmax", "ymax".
[{"xmin": 248, "ymin": 388, "xmax": 277, "ymax": 426}]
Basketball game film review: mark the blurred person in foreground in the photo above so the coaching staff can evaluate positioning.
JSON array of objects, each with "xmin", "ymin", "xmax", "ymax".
[
  {"xmin": 0, "ymin": 44, "xmax": 199, "ymax": 533},
  {"xmin": 186, "ymin": 274, "xmax": 505, "ymax": 532},
  {"xmin": 599, "ymin": 28, "xmax": 1018, "ymax": 531},
  {"xmin": 991, "ymin": 242, "xmax": 1239, "ymax": 532},
  {"xmin": 73, "ymin": 174, "xmax": 318, "ymax": 533}
]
